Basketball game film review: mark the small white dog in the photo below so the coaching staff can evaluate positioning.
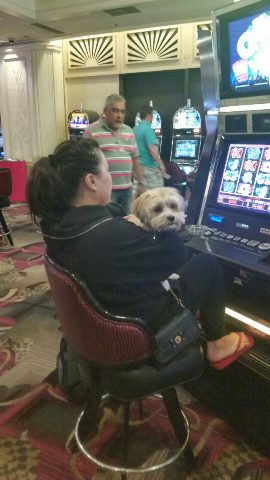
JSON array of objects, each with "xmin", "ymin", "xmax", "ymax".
[
  {"xmin": 130, "ymin": 187, "xmax": 186, "ymax": 232},
  {"xmin": 130, "ymin": 187, "xmax": 186, "ymax": 287}
]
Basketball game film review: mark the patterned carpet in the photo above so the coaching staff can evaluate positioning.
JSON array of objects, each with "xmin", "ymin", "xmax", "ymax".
[{"xmin": 0, "ymin": 204, "xmax": 269, "ymax": 480}]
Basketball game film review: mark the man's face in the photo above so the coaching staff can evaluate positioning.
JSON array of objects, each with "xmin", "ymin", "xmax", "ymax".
[{"xmin": 104, "ymin": 101, "xmax": 126, "ymax": 130}]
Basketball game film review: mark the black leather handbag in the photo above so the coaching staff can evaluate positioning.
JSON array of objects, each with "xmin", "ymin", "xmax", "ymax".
[{"xmin": 155, "ymin": 287, "xmax": 200, "ymax": 364}]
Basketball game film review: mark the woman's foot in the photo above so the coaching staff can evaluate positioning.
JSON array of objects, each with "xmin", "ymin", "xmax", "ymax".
[{"xmin": 206, "ymin": 332, "xmax": 252, "ymax": 363}]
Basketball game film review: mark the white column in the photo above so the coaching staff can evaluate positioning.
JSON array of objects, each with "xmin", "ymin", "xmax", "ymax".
[{"xmin": 0, "ymin": 42, "xmax": 67, "ymax": 163}]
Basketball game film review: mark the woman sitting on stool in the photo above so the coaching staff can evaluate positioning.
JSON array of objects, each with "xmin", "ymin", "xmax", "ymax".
[{"xmin": 26, "ymin": 139, "xmax": 253, "ymax": 370}]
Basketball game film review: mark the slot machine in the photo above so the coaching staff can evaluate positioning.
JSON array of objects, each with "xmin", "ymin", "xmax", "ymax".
[
  {"xmin": 185, "ymin": 0, "xmax": 270, "ymax": 384},
  {"xmin": 135, "ymin": 101, "xmax": 162, "ymax": 154},
  {"xmin": 170, "ymin": 99, "xmax": 202, "ymax": 176},
  {"xmin": 67, "ymin": 104, "xmax": 90, "ymax": 141}
]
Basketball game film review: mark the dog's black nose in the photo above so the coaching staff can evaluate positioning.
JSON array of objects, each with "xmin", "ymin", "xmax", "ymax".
[{"xmin": 167, "ymin": 215, "xmax": 175, "ymax": 222}]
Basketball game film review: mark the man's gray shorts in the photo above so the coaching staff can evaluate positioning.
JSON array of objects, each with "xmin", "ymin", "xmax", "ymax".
[{"xmin": 133, "ymin": 165, "xmax": 164, "ymax": 196}]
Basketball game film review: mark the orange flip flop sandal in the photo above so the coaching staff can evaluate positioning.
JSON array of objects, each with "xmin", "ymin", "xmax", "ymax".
[{"xmin": 210, "ymin": 333, "xmax": 254, "ymax": 370}]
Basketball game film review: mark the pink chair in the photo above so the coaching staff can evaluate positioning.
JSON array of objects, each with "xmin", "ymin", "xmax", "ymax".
[
  {"xmin": 44, "ymin": 251, "xmax": 203, "ymax": 479},
  {"xmin": 0, "ymin": 168, "xmax": 13, "ymax": 245}
]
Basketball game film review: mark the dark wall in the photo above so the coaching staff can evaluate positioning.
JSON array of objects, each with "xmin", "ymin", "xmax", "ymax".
[{"xmin": 120, "ymin": 68, "xmax": 205, "ymax": 162}]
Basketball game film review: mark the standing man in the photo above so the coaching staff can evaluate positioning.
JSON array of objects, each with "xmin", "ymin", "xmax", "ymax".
[
  {"xmin": 133, "ymin": 105, "xmax": 166, "ymax": 196},
  {"xmin": 83, "ymin": 94, "xmax": 145, "ymax": 213}
]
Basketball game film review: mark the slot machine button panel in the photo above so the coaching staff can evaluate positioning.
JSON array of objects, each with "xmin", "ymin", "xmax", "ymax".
[
  {"xmin": 240, "ymin": 238, "xmax": 249, "ymax": 244},
  {"xmin": 232, "ymin": 236, "xmax": 242, "ymax": 242},
  {"xmin": 247, "ymin": 240, "xmax": 260, "ymax": 247},
  {"xmin": 213, "ymin": 231, "xmax": 221, "ymax": 236},
  {"xmin": 258, "ymin": 243, "xmax": 270, "ymax": 251},
  {"xmin": 203, "ymin": 231, "xmax": 212, "ymax": 236}
]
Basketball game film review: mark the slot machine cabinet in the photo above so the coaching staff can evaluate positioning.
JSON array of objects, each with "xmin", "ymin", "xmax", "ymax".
[
  {"xmin": 170, "ymin": 99, "xmax": 202, "ymax": 176},
  {"xmin": 135, "ymin": 101, "xmax": 162, "ymax": 154},
  {"xmin": 181, "ymin": 0, "xmax": 270, "ymax": 452},
  {"xmin": 184, "ymin": 0, "xmax": 270, "ymax": 383}
]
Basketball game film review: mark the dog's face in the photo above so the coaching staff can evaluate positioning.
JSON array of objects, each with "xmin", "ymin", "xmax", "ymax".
[{"xmin": 131, "ymin": 187, "xmax": 186, "ymax": 231}]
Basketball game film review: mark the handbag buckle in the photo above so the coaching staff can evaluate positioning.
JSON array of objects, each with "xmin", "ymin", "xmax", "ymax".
[{"xmin": 171, "ymin": 334, "xmax": 183, "ymax": 348}]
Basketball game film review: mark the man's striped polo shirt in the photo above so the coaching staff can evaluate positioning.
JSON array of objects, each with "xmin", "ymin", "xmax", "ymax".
[{"xmin": 83, "ymin": 117, "xmax": 139, "ymax": 190}]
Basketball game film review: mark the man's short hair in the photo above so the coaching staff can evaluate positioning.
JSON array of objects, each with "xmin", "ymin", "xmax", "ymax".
[
  {"xmin": 140, "ymin": 105, "xmax": 154, "ymax": 120},
  {"xmin": 105, "ymin": 94, "xmax": 126, "ymax": 109}
]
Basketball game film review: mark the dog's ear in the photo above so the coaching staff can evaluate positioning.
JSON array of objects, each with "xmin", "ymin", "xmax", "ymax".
[
  {"xmin": 131, "ymin": 192, "xmax": 152, "ymax": 222},
  {"xmin": 130, "ymin": 194, "xmax": 145, "ymax": 216}
]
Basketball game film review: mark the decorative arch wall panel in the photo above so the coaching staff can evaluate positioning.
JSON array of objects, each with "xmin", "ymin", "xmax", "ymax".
[
  {"xmin": 68, "ymin": 35, "xmax": 115, "ymax": 69},
  {"xmin": 126, "ymin": 27, "xmax": 180, "ymax": 64}
]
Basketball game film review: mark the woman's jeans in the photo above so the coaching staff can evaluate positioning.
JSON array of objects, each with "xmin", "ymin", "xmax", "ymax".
[{"xmin": 176, "ymin": 253, "xmax": 227, "ymax": 341}]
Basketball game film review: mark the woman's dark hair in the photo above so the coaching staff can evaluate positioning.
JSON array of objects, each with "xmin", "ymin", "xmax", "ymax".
[{"xmin": 26, "ymin": 138, "xmax": 101, "ymax": 224}]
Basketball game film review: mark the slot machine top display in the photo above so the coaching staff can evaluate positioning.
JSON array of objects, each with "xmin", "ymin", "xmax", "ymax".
[
  {"xmin": 68, "ymin": 110, "xmax": 89, "ymax": 130},
  {"xmin": 213, "ymin": 0, "xmax": 270, "ymax": 105},
  {"xmin": 173, "ymin": 101, "xmax": 201, "ymax": 132}
]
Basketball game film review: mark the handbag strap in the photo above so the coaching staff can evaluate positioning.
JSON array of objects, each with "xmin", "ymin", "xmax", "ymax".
[{"xmin": 168, "ymin": 287, "xmax": 185, "ymax": 309}]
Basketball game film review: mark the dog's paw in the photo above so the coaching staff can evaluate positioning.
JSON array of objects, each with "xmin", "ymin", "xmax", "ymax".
[{"xmin": 124, "ymin": 214, "xmax": 148, "ymax": 230}]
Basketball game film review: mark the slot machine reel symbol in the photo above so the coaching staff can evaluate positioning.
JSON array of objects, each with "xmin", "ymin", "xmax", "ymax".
[
  {"xmin": 243, "ymin": 160, "xmax": 258, "ymax": 172},
  {"xmin": 255, "ymin": 186, "xmax": 270, "ymax": 198},
  {"xmin": 222, "ymin": 181, "xmax": 236, "ymax": 193},
  {"xmin": 263, "ymin": 148, "xmax": 270, "ymax": 161},
  {"xmin": 256, "ymin": 173, "xmax": 270, "ymax": 186},
  {"xmin": 242, "ymin": 172, "xmax": 253, "ymax": 184},
  {"xmin": 237, "ymin": 183, "xmax": 252, "ymax": 195},
  {"xmin": 246, "ymin": 147, "xmax": 261, "ymax": 161},
  {"xmin": 223, "ymin": 170, "xmax": 238, "ymax": 181},
  {"xmin": 228, "ymin": 159, "xmax": 241, "ymax": 171},
  {"xmin": 230, "ymin": 147, "xmax": 244, "ymax": 160},
  {"xmin": 260, "ymin": 161, "xmax": 270, "ymax": 173}
]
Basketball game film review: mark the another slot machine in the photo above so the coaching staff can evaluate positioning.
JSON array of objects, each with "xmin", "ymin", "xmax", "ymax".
[
  {"xmin": 170, "ymin": 99, "xmax": 202, "ymax": 175},
  {"xmin": 135, "ymin": 101, "xmax": 162, "ymax": 154}
]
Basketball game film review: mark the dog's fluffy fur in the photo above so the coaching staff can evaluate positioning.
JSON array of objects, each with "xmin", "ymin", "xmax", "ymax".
[{"xmin": 130, "ymin": 187, "xmax": 186, "ymax": 232}]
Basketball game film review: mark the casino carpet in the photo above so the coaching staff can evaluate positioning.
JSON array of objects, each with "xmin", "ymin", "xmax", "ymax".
[{"xmin": 0, "ymin": 204, "xmax": 269, "ymax": 480}]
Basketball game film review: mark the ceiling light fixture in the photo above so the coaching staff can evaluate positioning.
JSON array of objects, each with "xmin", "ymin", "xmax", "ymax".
[{"xmin": 5, "ymin": 48, "xmax": 13, "ymax": 52}]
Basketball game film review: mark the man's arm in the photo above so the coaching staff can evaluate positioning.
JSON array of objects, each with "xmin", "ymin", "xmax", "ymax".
[
  {"xmin": 132, "ymin": 156, "xmax": 146, "ymax": 194},
  {"xmin": 148, "ymin": 145, "xmax": 166, "ymax": 175}
]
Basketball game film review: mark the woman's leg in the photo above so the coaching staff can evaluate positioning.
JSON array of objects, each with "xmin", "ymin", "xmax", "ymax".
[
  {"xmin": 178, "ymin": 253, "xmax": 252, "ymax": 363},
  {"xmin": 177, "ymin": 253, "xmax": 227, "ymax": 341}
]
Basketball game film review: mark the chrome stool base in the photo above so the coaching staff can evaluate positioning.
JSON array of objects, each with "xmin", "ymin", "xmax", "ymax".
[{"xmin": 74, "ymin": 394, "xmax": 191, "ymax": 476}]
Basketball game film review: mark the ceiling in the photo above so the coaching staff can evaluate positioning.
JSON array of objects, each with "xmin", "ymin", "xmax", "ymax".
[{"xmin": 0, "ymin": 0, "xmax": 237, "ymax": 44}]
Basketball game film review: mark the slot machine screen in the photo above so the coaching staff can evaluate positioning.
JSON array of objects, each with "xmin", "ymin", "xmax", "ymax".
[
  {"xmin": 218, "ymin": 2, "xmax": 270, "ymax": 99},
  {"xmin": 172, "ymin": 139, "xmax": 198, "ymax": 161},
  {"xmin": 217, "ymin": 143, "xmax": 270, "ymax": 214}
]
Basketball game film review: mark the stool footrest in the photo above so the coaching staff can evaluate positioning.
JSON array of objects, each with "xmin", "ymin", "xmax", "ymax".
[{"xmin": 74, "ymin": 396, "xmax": 190, "ymax": 475}]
